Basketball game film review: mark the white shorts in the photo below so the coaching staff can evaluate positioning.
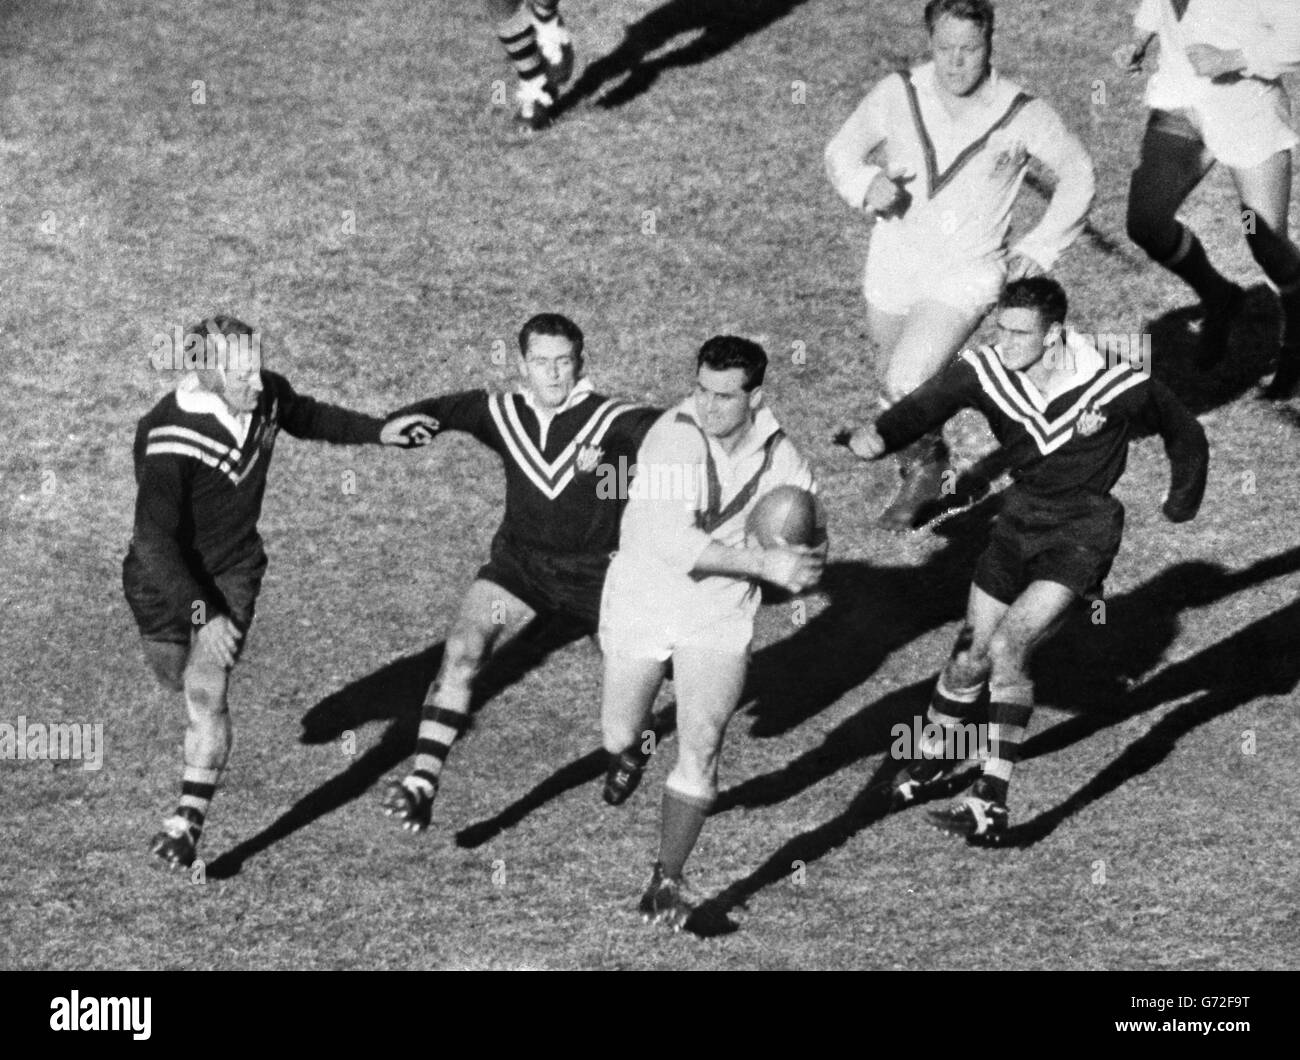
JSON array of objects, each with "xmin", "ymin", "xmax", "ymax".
[
  {"xmin": 1150, "ymin": 80, "xmax": 1298, "ymax": 170},
  {"xmin": 863, "ymin": 222, "xmax": 1005, "ymax": 317},
  {"xmin": 598, "ymin": 555, "xmax": 754, "ymax": 662}
]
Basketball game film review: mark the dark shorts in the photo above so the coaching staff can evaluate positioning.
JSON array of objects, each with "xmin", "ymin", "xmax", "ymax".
[
  {"xmin": 122, "ymin": 545, "xmax": 266, "ymax": 653},
  {"xmin": 973, "ymin": 493, "xmax": 1124, "ymax": 606},
  {"xmin": 476, "ymin": 534, "xmax": 611, "ymax": 631},
  {"xmin": 1147, "ymin": 107, "xmax": 1203, "ymax": 145}
]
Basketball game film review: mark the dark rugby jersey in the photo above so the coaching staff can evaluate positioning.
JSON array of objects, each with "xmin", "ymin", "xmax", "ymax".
[
  {"xmin": 129, "ymin": 371, "xmax": 386, "ymax": 623},
  {"xmin": 392, "ymin": 380, "xmax": 661, "ymax": 555},
  {"xmin": 877, "ymin": 341, "xmax": 1208, "ymax": 520}
]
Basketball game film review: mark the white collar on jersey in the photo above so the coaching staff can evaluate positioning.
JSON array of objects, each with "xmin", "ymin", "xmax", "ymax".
[
  {"xmin": 1016, "ymin": 329, "xmax": 1105, "ymax": 409},
  {"xmin": 677, "ymin": 394, "xmax": 783, "ymax": 466},
  {"xmin": 175, "ymin": 373, "xmax": 254, "ymax": 447},
  {"xmin": 518, "ymin": 376, "xmax": 594, "ymax": 449}
]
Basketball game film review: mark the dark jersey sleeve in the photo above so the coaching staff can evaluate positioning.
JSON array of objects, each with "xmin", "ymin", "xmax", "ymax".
[
  {"xmin": 267, "ymin": 371, "xmax": 385, "ymax": 444},
  {"xmin": 386, "ymin": 389, "xmax": 494, "ymax": 446},
  {"xmin": 875, "ymin": 357, "xmax": 981, "ymax": 454},
  {"xmin": 1137, "ymin": 378, "xmax": 1208, "ymax": 522},
  {"xmin": 608, "ymin": 405, "xmax": 664, "ymax": 453},
  {"xmin": 131, "ymin": 420, "xmax": 217, "ymax": 623}
]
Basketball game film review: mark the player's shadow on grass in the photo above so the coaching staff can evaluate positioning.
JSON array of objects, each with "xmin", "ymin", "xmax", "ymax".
[
  {"xmin": 559, "ymin": 0, "xmax": 816, "ymax": 113},
  {"xmin": 205, "ymin": 615, "xmax": 589, "ymax": 879},
  {"xmin": 1142, "ymin": 282, "xmax": 1280, "ymax": 415},
  {"xmin": 689, "ymin": 545, "xmax": 1300, "ymax": 934},
  {"xmin": 739, "ymin": 499, "xmax": 999, "ymax": 739}
]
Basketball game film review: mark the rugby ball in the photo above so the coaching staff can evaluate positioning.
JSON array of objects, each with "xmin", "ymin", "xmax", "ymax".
[{"xmin": 746, "ymin": 486, "xmax": 818, "ymax": 548}]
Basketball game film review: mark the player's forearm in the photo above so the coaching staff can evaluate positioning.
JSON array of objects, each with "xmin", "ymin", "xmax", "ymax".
[
  {"xmin": 825, "ymin": 97, "xmax": 885, "ymax": 210},
  {"xmin": 1161, "ymin": 423, "xmax": 1209, "ymax": 523},
  {"xmin": 1014, "ymin": 148, "xmax": 1095, "ymax": 272},
  {"xmin": 284, "ymin": 398, "xmax": 386, "ymax": 444},
  {"xmin": 690, "ymin": 541, "xmax": 766, "ymax": 580}
]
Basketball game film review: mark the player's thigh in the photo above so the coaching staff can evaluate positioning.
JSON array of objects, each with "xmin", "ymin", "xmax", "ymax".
[
  {"xmin": 884, "ymin": 300, "xmax": 982, "ymax": 400},
  {"xmin": 141, "ymin": 638, "xmax": 188, "ymax": 692},
  {"xmin": 600, "ymin": 653, "xmax": 667, "ymax": 743},
  {"xmin": 445, "ymin": 578, "xmax": 536, "ymax": 670},
  {"xmin": 671, "ymin": 648, "xmax": 748, "ymax": 765},
  {"xmin": 989, "ymin": 580, "xmax": 1077, "ymax": 668}
]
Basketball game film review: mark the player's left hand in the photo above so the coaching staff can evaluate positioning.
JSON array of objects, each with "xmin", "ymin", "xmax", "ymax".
[
  {"xmin": 1185, "ymin": 44, "xmax": 1246, "ymax": 82},
  {"xmin": 382, "ymin": 413, "xmax": 439, "ymax": 447},
  {"xmin": 1005, "ymin": 253, "xmax": 1045, "ymax": 282}
]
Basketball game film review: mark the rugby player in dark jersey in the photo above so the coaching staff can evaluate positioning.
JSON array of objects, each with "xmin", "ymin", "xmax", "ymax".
[
  {"xmin": 839, "ymin": 277, "xmax": 1208, "ymax": 839},
  {"xmin": 125, "ymin": 315, "xmax": 436, "ymax": 868},
  {"xmin": 379, "ymin": 313, "xmax": 662, "ymax": 833}
]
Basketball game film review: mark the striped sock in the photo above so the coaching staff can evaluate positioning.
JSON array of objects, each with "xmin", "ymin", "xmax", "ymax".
[
  {"xmin": 173, "ymin": 764, "xmax": 219, "ymax": 838},
  {"xmin": 922, "ymin": 674, "xmax": 986, "ymax": 759},
  {"xmin": 498, "ymin": 9, "xmax": 545, "ymax": 84},
  {"xmin": 529, "ymin": 0, "xmax": 560, "ymax": 23},
  {"xmin": 412, "ymin": 684, "xmax": 472, "ymax": 784},
  {"xmin": 982, "ymin": 680, "xmax": 1034, "ymax": 803}
]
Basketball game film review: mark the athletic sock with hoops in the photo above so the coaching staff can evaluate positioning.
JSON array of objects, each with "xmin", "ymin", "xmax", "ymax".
[
  {"xmin": 981, "ymin": 679, "xmax": 1034, "ymax": 803},
  {"xmin": 170, "ymin": 764, "xmax": 219, "ymax": 841},
  {"xmin": 413, "ymin": 683, "xmax": 472, "ymax": 783},
  {"xmin": 497, "ymin": 7, "xmax": 546, "ymax": 85}
]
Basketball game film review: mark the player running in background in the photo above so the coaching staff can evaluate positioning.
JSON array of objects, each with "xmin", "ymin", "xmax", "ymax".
[
  {"xmin": 486, "ymin": 0, "xmax": 575, "ymax": 130},
  {"xmin": 379, "ymin": 313, "xmax": 660, "ymax": 832},
  {"xmin": 1117, "ymin": 0, "xmax": 1300, "ymax": 398},
  {"xmin": 599, "ymin": 336, "xmax": 825, "ymax": 930},
  {"xmin": 839, "ymin": 278, "xmax": 1207, "ymax": 840},
  {"xmin": 825, "ymin": 0, "xmax": 1094, "ymax": 531},
  {"xmin": 125, "ymin": 316, "xmax": 435, "ymax": 868}
]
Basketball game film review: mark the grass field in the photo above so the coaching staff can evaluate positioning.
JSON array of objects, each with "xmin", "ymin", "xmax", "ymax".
[{"xmin": 1, "ymin": 0, "xmax": 1297, "ymax": 970}]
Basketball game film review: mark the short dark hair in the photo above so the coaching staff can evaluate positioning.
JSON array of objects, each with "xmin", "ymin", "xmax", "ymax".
[
  {"xmin": 999, "ymin": 276, "xmax": 1068, "ymax": 328},
  {"xmin": 518, "ymin": 313, "xmax": 584, "ymax": 361},
  {"xmin": 184, "ymin": 314, "xmax": 254, "ymax": 344},
  {"xmin": 924, "ymin": 0, "xmax": 995, "ymax": 44},
  {"xmin": 697, "ymin": 335, "xmax": 767, "ymax": 392}
]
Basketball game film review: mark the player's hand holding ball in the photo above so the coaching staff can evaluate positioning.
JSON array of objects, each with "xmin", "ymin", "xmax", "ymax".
[
  {"xmin": 865, "ymin": 165, "xmax": 915, "ymax": 219},
  {"xmin": 382, "ymin": 413, "xmax": 439, "ymax": 448},
  {"xmin": 747, "ymin": 486, "xmax": 825, "ymax": 593}
]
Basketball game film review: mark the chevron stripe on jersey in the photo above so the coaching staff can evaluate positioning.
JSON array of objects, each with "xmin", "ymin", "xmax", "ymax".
[
  {"xmin": 488, "ymin": 395, "xmax": 639, "ymax": 501},
  {"xmin": 674, "ymin": 412, "xmax": 786, "ymax": 535},
  {"xmin": 145, "ymin": 424, "xmax": 261, "ymax": 487},
  {"xmin": 961, "ymin": 346, "xmax": 1147, "ymax": 456}
]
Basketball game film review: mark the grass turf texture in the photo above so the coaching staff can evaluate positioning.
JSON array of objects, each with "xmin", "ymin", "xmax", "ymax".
[{"xmin": 1, "ymin": 0, "xmax": 1297, "ymax": 969}]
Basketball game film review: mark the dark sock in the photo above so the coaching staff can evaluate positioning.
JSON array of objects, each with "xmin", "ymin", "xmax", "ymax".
[
  {"xmin": 658, "ymin": 787, "xmax": 713, "ymax": 878},
  {"xmin": 1161, "ymin": 224, "xmax": 1236, "ymax": 307}
]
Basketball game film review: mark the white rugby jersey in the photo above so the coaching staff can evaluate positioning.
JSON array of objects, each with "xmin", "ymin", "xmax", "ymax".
[
  {"xmin": 825, "ymin": 62, "xmax": 1094, "ymax": 272},
  {"xmin": 1136, "ymin": 0, "xmax": 1300, "ymax": 110},
  {"xmin": 612, "ymin": 396, "xmax": 817, "ymax": 617}
]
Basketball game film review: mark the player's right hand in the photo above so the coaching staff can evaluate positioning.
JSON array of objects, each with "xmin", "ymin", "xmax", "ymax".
[
  {"xmin": 865, "ymin": 165, "xmax": 914, "ymax": 219},
  {"xmin": 759, "ymin": 543, "xmax": 825, "ymax": 594},
  {"xmin": 197, "ymin": 614, "xmax": 242, "ymax": 669}
]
